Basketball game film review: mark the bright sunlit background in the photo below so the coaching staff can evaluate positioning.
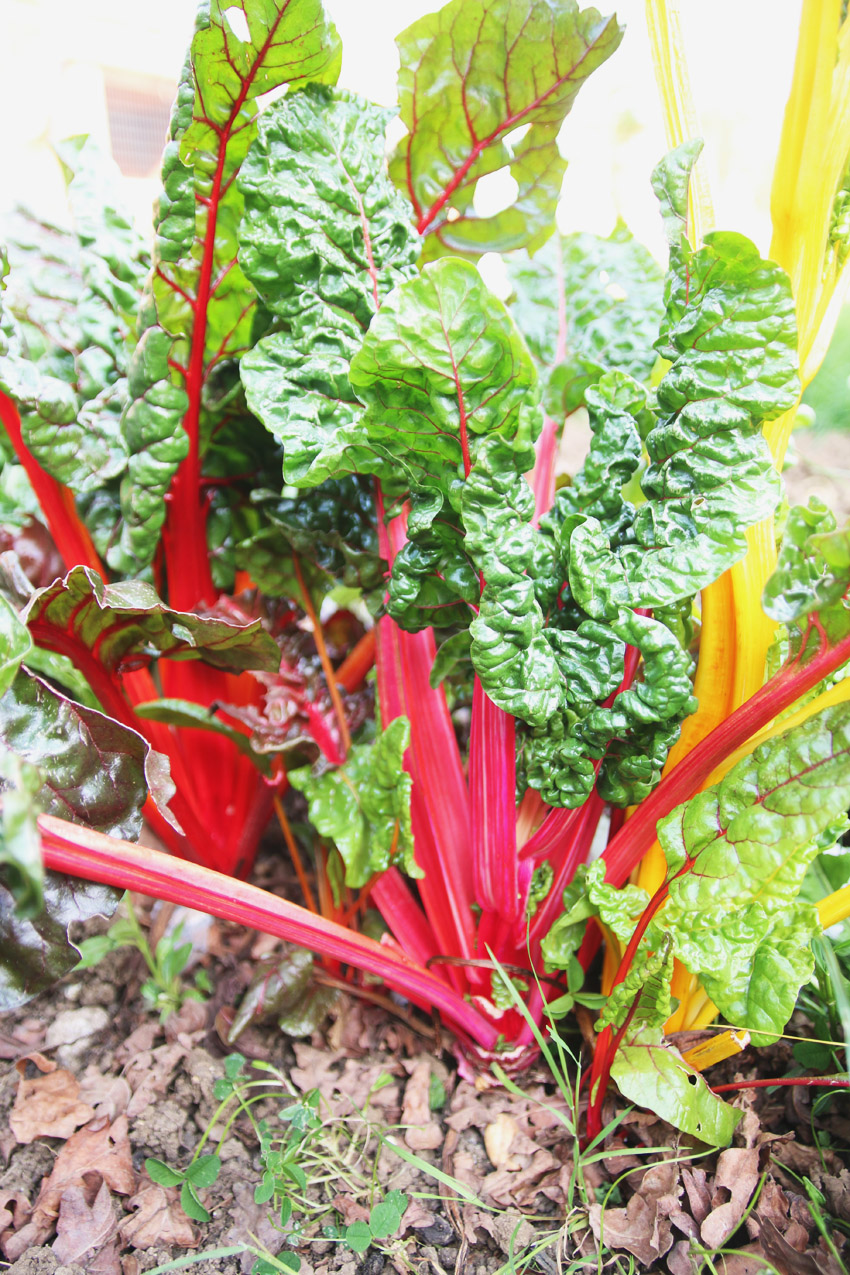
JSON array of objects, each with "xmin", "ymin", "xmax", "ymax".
[{"xmin": 3, "ymin": 0, "xmax": 802, "ymax": 268}]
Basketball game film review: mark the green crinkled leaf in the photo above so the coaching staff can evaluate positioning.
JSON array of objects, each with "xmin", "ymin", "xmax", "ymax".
[
  {"xmin": 388, "ymin": 512, "xmax": 479, "ymax": 632},
  {"xmin": 1, "ymin": 140, "xmax": 147, "ymax": 502},
  {"xmin": 289, "ymin": 718, "xmax": 417, "ymax": 888},
  {"xmin": 598, "ymin": 935, "xmax": 675, "ymax": 1033},
  {"xmin": 120, "ymin": 325, "xmax": 189, "ymax": 563},
  {"xmin": 238, "ymin": 86, "xmax": 416, "ymax": 489},
  {"xmin": 463, "ymin": 437, "xmax": 562, "ymax": 725},
  {"xmin": 763, "ymin": 499, "xmax": 850, "ymax": 633},
  {"xmin": 350, "ymin": 257, "xmax": 541, "ymax": 501},
  {"xmin": 123, "ymin": 0, "xmax": 341, "ymax": 564},
  {"xmin": 237, "ymin": 478, "xmax": 385, "ymax": 610},
  {"xmin": 610, "ymin": 1026, "xmax": 741, "ymax": 1146},
  {"xmin": 24, "ymin": 566, "xmax": 280, "ymax": 674},
  {"xmin": 392, "ymin": 0, "xmax": 623, "ymax": 259},
  {"xmin": 508, "ymin": 224, "xmax": 665, "ymax": 414},
  {"xmin": 241, "ymin": 317, "xmax": 379, "ymax": 488},
  {"xmin": 567, "ymin": 145, "xmax": 798, "ymax": 619},
  {"xmin": 653, "ymin": 702, "xmax": 850, "ymax": 1042},
  {"xmin": 542, "ymin": 860, "xmax": 650, "ymax": 969},
  {"xmin": 239, "ymin": 85, "xmax": 417, "ymax": 328}
]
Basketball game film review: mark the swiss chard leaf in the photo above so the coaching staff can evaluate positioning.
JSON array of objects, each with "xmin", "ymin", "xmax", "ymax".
[
  {"xmin": 610, "ymin": 1027, "xmax": 741, "ymax": 1146},
  {"xmin": 392, "ymin": 0, "xmax": 623, "ymax": 258},
  {"xmin": 238, "ymin": 85, "xmax": 417, "ymax": 489},
  {"xmin": 122, "ymin": 0, "xmax": 342, "ymax": 564},
  {"xmin": 23, "ymin": 566, "xmax": 281, "ymax": 674},
  {"xmin": 0, "ymin": 868, "xmax": 118, "ymax": 1011},
  {"xmin": 236, "ymin": 478, "xmax": 385, "ymax": 611},
  {"xmin": 349, "ymin": 257, "xmax": 541, "ymax": 502},
  {"xmin": 508, "ymin": 224, "xmax": 665, "ymax": 415},
  {"xmin": 568, "ymin": 144, "xmax": 799, "ymax": 619},
  {"xmin": 0, "ymin": 670, "xmax": 172, "ymax": 845},
  {"xmin": 462, "ymin": 437, "xmax": 562, "ymax": 725},
  {"xmin": 763, "ymin": 499, "xmax": 850, "ymax": 636},
  {"xmin": 653, "ymin": 702, "xmax": 850, "ymax": 1042},
  {"xmin": 289, "ymin": 718, "xmax": 417, "ymax": 888}
]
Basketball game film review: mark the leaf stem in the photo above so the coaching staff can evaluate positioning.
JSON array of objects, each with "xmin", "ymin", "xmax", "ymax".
[
  {"xmin": 273, "ymin": 790, "xmax": 318, "ymax": 915},
  {"xmin": 0, "ymin": 391, "xmax": 104, "ymax": 576},
  {"xmin": 291, "ymin": 552, "xmax": 351, "ymax": 757}
]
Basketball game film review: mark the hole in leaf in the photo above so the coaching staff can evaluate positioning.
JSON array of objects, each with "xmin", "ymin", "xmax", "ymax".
[
  {"xmin": 223, "ymin": 6, "xmax": 250, "ymax": 42},
  {"xmin": 503, "ymin": 124, "xmax": 531, "ymax": 153},
  {"xmin": 478, "ymin": 253, "xmax": 511, "ymax": 301},
  {"xmin": 687, "ymin": 1074, "xmax": 698, "ymax": 1085},
  {"xmin": 473, "ymin": 169, "xmax": 519, "ymax": 219}
]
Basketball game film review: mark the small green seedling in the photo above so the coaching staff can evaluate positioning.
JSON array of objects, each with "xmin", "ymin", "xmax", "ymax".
[
  {"xmin": 342, "ymin": 1190, "xmax": 408, "ymax": 1254},
  {"xmin": 76, "ymin": 895, "xmax": 210, "ymax": 1022},
  {"xmin": 145, "ymin": 1153, "xmax": 222, "ymax": 1223}
]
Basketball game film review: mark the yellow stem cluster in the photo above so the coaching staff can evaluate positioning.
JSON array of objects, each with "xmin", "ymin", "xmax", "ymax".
[{"xmin": 619, "ymin": 0, "xmax": 850, "ymax": 1033}]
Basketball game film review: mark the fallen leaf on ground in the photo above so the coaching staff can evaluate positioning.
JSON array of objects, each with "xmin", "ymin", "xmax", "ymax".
[
  {"xmin": 9, "ymin": 1053, "xmax": 96, "ymax": 1144},
  {"xmin": 124, "ymin": 1042, "xmax": 188, "ymax": 1118},
  {"xmin": 77, "ymin": 1068, "xmax": 131, "ymax": 1123},
  {"xmin": 53, "ymin": 1178, "xmax": 117, "ymax": 1265},
  {"xmin": 759, "ymin": 1217, "xmax": 845, "ymax": 1275},
  {"xmin": 701, "ymin": 1147, "xmax": 760, "ymax": 1248},
  {"xmin": 484, "ymin": 1113, "xmax": 520, "ymax": 1170},
  {"xmin": 117, "ymin": 1174, "xmax": 197, "ymax": 1249},
  {"xmin": 3, "ymin": 1116, "xmax": 134, "ymax": 1261},
  {"xmin": 402, "ymin": 1059, "xmax": 442, "ymax": 1150},
  {"xmin": 588, "ymin": 1159, "xmax": 680, "ymax": 1266}
]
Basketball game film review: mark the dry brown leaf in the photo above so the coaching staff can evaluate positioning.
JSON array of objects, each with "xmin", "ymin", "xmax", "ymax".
[
  {"xmin": 402, "ymin": 1059, "xmax": 442, "ymax": 1150},
  {"xmin": 124, "ymin": 1042, "xmax": 188, "ymax": 1118},
  {"xmin": 701, "ymin": 1147, "xmax": 760, "ymax": 1249},
  {"xmin": 2, "ymin": 1115, "xmax": 135, "ymax": 1261},
  {"xmin": 53, "ymin": 1178, "xmax": 117, "ymax": 1265},
  {"xmin": 588, "ymin": 1159, "xmax": 679, "ymax": 1267},
  {"xmin": 332, "ymin": 1194, "xmax": 370, "ymax": 1225},
  {"xmin": 759, "ymin": 1217, "xmax": 844, "ymax": 1275},
  {"xmin": 117, "ymin": 1176, "xmax": 197, "ymax": 1249},
  {"xmin": 164, "ymin": 998, "xmax": 207, "ymax": 1042},
  {"xmin": 114, "ymin": 1021, "xmax": 160, "ymax": 1066},
  {"xmin": 77, "ymin": 1069, "xmax": 131, "ymax": 1123},
  {"xmin": 0, "ymin": 1189, "xmax": 30, "ymax": 1229},
  {"xmin": 681, "ymin": 1166, "xmax": 711, "ymax": 1225},
  {"xmin": 484, "ymin": 1113, "xmax": 520, "ymax": 1170},
  {"xmin": 9, "ymin": 1053, "xmax": 96, "ymax": 1144}
]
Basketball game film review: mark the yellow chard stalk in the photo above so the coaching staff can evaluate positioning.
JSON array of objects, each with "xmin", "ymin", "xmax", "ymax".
[{"xmin": 628, "ymin": 0, "xmax": 850, "ymax": 1031}]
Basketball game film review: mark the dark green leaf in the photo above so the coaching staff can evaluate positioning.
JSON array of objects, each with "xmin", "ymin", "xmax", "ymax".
[
  {"xmin": 0, "ymin": 870, "xmax": 118, "ymax": 1011},
  {"xmin": 0, "ymin": 670, "xmax": 157, "ymax": 841},
  {"xmin": 180, "ymin": 1179, "xmax": 210, "ymax": 1223}
]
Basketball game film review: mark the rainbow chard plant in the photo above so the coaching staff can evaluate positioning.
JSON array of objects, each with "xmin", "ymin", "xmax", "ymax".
[{"xmin": 1, "ymin": 0, "xmax": 850, "ymax": 1146}]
